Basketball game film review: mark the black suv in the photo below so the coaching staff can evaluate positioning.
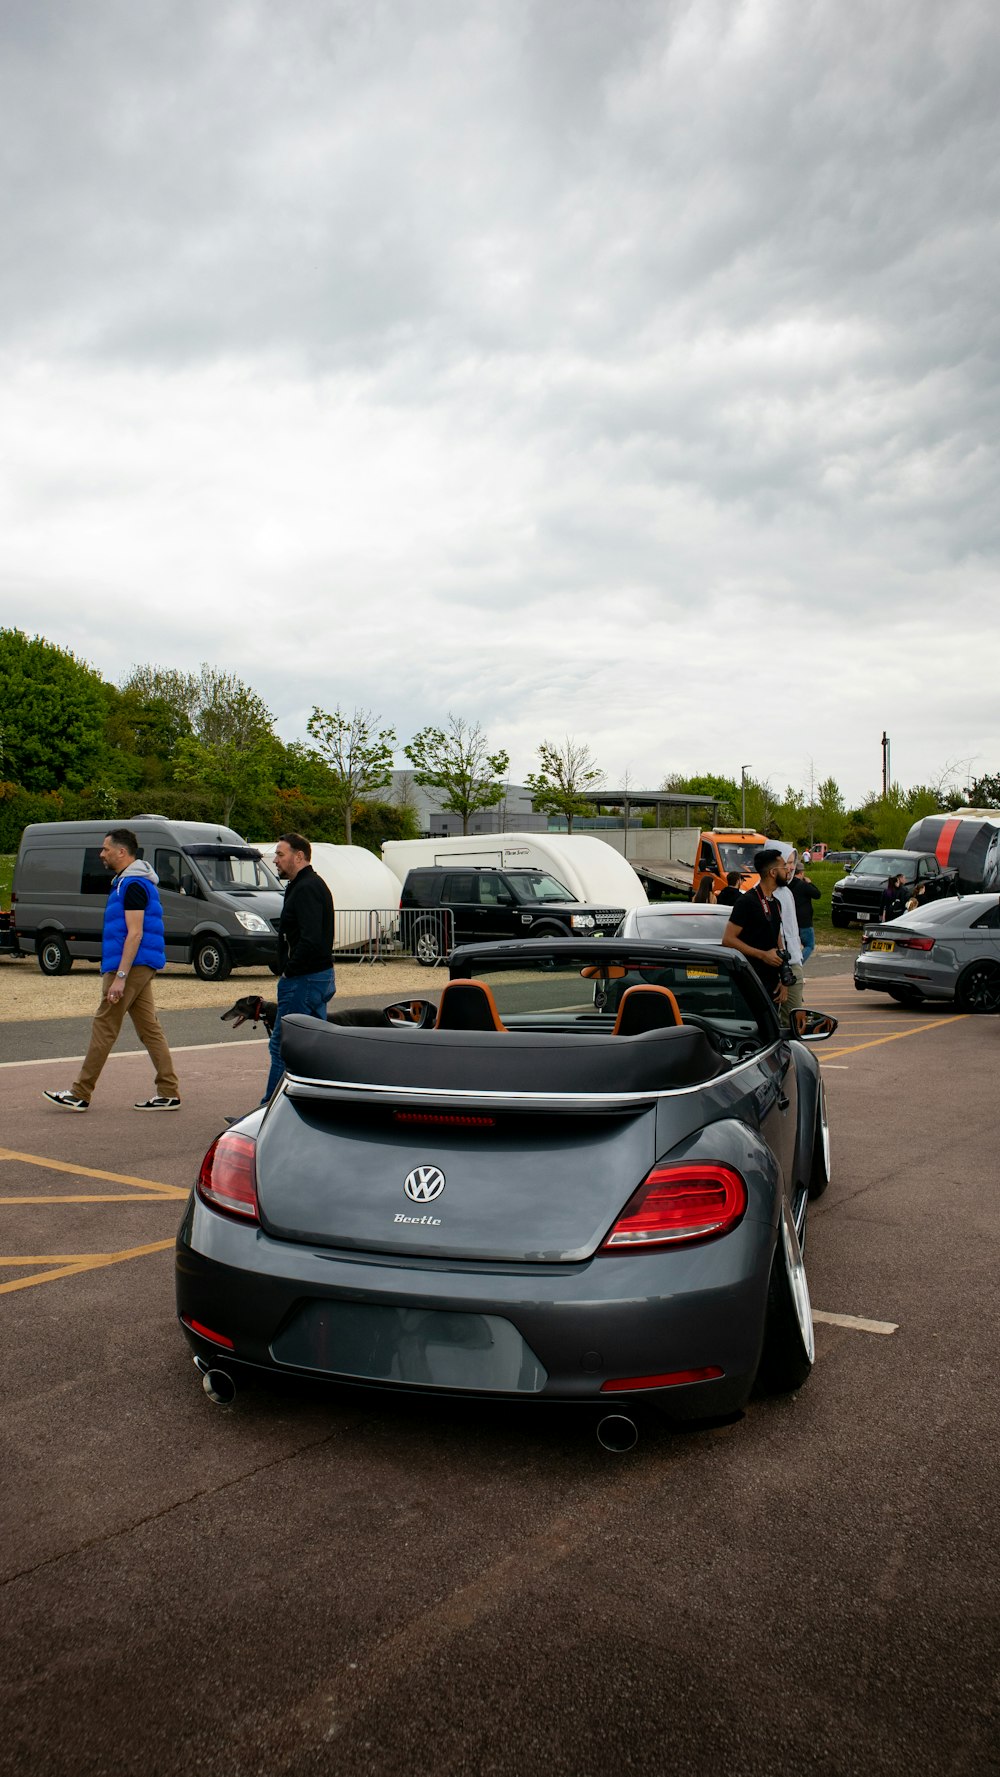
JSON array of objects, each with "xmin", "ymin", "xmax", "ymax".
[
  {"xmin": 830, "ymin": 849, "xmax": 957, "ymax": 928},
  {"xmin": 399, "ymin": 866, "xmax": 626, "ymax": 965}
]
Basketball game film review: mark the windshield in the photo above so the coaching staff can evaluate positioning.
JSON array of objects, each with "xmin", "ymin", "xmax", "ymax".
[
  {"xmin": 511, "ymin": 872, "xmax": 575, "ymax": 902},
  {"xmin": 186, "ymin": 849, "xmax": 280, "ymax": 892},
  {"xmin": 891, "ymin": 899, "xmax": 976, "ymax": 928},
  {"xmin": 455, "ymin": 948, "xmax": 772, "ymax": 1047},
  {"xmin": 854, "ymin": 855, "xmax": 912, "ymax": 878},
  {"xmin": 717, "ymin": 843, "xmax": 761, "ymax": 872},
  {"xmin": 631, "ymin": 911, "xmax": 728, "ymax": 941}
]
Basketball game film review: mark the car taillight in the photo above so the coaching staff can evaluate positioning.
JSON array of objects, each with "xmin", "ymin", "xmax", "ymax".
[
  {"xmin": 601, "ymin": 1162, "xmax": 747, "ymax": 1249},
  {"xmin": 894, "ymin": 936, "xmax": 934, "ymax": 951},
  {"xmin": 197, "ymin": 1131, "xmax": 259, "ymax": 1221}
]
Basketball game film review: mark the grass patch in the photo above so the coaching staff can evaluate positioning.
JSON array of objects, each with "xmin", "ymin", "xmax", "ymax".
[{"xmin": 0, "ymin": 855, "xmax": 13, "ymax": 907}]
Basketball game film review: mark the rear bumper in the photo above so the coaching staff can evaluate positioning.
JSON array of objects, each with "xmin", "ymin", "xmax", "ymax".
[
  {"xmin": 176, "ymin": 1194, "xmax": 775, "ymax": 1416},
  {"xmin": 853, "ymin": 956, "xmax": 952, "ymax": 998}
]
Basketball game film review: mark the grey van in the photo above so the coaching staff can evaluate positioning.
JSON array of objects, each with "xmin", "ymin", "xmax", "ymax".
[{"xmin": 12, "ymin": 818, "xmax": 283, "ymax": 980}]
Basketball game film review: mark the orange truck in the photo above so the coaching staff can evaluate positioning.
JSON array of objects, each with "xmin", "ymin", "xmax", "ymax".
[{"xmin": 692, "ymin": 829, "xmax": 770, "ymax": 898}]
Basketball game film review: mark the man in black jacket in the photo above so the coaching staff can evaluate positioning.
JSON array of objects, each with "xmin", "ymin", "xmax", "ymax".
[{"xmin": 260, "ymin": 833, "xmax": 335, "ymax": 1102}]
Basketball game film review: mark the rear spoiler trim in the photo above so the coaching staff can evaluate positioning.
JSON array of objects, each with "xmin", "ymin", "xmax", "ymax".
[{"xmin": 282, "ymin": 1046, "xmax": 771, "ymax": 1107}]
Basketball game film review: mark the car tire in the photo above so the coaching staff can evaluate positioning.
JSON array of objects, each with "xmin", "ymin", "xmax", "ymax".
[
  {"xmin": 807, "ymin": 1080, "xmax": 831, "ymax": 1200},
  {"xmin": 412, "ymin": 922, "xmax": 443, "ymax": 967},
  {"xmin": 886, "ymin": 986, "xmax": 923, "ymax": 1006},
  {"xmin": 193, "ymin": 938, "xmax": 233, "ymax": 982},
  {"xmin": 527, "ymin": 922, "xmax": 568, "ymax": 939},
  {"xmin": 757, "ymin": 1202, "xmax": 815, "ymax": 1393},
  {"xmin": 955, "ymin": 960, "xmax": 1000, "ymax": 1015},
  {"xmin": 831, "ymin": 912, "xmax": 849, "ymax": 928},
  {"xmin": 37, "ymin": 934, "xmax": 73, "ymax": 976}
]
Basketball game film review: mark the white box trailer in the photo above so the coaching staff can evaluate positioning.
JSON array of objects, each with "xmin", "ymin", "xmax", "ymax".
[
  {"xmin": 381, "ymin": 832, "xmax": 648, "ymax": 911},
  {"xmin": 251, "ymin": 842, "xmax": 405, "ymax": 951}
]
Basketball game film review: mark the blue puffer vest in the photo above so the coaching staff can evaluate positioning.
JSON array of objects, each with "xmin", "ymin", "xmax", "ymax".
[{"xmin": 102, "ymin": 872, "xmax": 167, "ymax": 973}]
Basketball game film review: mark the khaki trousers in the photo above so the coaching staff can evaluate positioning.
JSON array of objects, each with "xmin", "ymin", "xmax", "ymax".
[{"xmin": 72, "ymin": 967, "xmax": 180, "ymax": 1104}]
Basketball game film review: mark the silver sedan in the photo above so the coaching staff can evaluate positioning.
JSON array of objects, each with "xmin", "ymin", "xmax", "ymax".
[
  {"xmin": 616, "ymin": 905, "xmax": 731, "ymax": 942},
  {"xmin": 854, "ymin": 894, "xmax": 1000, "ymax": 1012}
]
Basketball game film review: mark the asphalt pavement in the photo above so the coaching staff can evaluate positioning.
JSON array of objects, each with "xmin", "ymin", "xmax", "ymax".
[{"xmin": 1, "ymin": 967, "xmax": 997, "ymax": 1777}]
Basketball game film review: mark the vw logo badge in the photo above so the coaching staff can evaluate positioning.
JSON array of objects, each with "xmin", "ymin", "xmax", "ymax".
[{"xmin": 404, "ymin": 1165, "xmax": 446, "ymax": 1203}]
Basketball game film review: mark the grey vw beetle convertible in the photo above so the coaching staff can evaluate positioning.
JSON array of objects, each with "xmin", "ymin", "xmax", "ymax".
[{"xmin": 177, "ymin": 939, "xmax": 835, "ymax": 1443}]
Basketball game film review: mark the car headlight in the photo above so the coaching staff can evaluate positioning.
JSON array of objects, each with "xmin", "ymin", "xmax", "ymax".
[
  {"xmin": 570, "ymin": 914, "xmax": 595, "ymax": 929},
  {"xmin": 235, "ymin": 911, "xmax": 270, "ymax": 933}
]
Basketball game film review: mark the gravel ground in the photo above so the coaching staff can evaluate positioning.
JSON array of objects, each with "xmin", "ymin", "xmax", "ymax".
[{"xmin": 0, "ymin": 955, "xmax": 442, "ymax": 1022}]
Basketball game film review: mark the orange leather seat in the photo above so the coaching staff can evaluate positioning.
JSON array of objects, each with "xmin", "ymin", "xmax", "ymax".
[
  {"xmin": 434, "ymin": 980, "xmax": 507, "ymax": 1032},
  {"xmin": 612, "ymin": 984, "xmax": 682, "ymax": 1036}
]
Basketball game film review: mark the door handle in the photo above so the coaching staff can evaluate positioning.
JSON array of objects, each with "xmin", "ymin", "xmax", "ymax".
[{"xmin": 777, "ymin": 1092, "xmax": 790, "ymax": 1112}]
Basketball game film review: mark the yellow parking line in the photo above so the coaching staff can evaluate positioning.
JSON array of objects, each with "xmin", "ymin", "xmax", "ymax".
[
  {"xmin": 0, "ymin": 1237, "xmax": 175, "ymax": 1296},
  {"xmin": 824, "ymin": 1014, "xmax": 965, "ymax": 1058},
  {"xmin": 0, "ymin": 1147, "xmax": 184, "ymax": 1198},
  {"xmin": 0, "ymin": 1192, "xmax": 187, "ymax": 1204}
]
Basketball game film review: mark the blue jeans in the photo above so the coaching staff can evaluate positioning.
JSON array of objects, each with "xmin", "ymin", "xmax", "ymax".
[
  {"xmin": 800, "ymin": 928, "xmax": 816, "ymax": 964},
  {"xmin": 262, "ymin": 967, "xmax": 335, "ymax": 1102}
]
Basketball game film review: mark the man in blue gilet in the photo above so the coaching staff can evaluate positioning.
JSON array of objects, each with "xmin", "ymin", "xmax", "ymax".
[{"xmin": 43, "ymin": 828, "xmax": 180, "ymax": 1112}]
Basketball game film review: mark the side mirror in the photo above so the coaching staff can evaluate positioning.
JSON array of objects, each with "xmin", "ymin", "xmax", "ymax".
[
  {"xmin": 790, "ymin": 1009, "xmax": 839, "ymax": 1041},
  {"xmin": 384, "ymin": 999, "xmax": 437, "ymax": 1029}
]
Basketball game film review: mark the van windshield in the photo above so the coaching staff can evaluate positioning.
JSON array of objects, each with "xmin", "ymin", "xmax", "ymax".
[
  {"xmin": 511, "ymin": 872, "xmax": 574, "ymax": 902},
  {"xmin": 183, "ymin": 847, "xmax": 279, "ymax": 892},
  {"xmin": 717, "ymin": 843, "xmax": 761, "ymax": 873}
]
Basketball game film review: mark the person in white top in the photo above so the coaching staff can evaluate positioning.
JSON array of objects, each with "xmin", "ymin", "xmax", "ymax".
[{"xmin": 770, "ymin": 841, "xmax": 804, "ymax": 1026}]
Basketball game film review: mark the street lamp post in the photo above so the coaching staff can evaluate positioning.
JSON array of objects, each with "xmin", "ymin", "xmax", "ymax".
[{"xmin": 740, "ymin": 764, "xmax": 751, "ymax": 831}]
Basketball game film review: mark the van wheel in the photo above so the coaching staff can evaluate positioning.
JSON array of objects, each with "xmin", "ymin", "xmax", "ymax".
[
  {"xmin": 194, "ymin": 939, "xmax": 233, "ymax": 982},
  {"xmin": 38, "ymin": 935, "xmax": 73, "ymax": 976}
]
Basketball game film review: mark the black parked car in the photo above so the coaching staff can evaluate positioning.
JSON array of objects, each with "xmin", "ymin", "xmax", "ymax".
[
  {"xmin": 399, "ymin": 866, "xmax": 625, "ymax": 965},
  {"xmin": 830, "ymin": 850, "xmax": 957, "ymax": 928}
]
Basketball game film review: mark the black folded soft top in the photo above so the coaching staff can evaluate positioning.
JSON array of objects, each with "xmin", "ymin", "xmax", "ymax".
[{"xmin": 279, "ymin": 1014, "xmax": 728, "ymax": 1096}]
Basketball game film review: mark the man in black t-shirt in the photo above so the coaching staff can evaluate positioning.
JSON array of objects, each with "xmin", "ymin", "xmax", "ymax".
[
  {"xmin": 721, "ymin": 848, "xmax": 789, "ymax": 1004},
  {"xmin": 716, "ymin": 871, "xmax": 744, "ymax": 908}
]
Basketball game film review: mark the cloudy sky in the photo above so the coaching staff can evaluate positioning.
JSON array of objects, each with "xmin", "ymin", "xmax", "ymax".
[{"xmin": 2, "ymin": 0, "xmax": 997, "ymax": 804}]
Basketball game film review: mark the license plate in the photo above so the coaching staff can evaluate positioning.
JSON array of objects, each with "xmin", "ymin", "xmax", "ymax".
[
  {"xmin": 856, "ymin": 912, "xmax": 870, "ymax": 921},
  {"xmin": 685, "ymin": 966, "xmax": 719, "ymax": 978},
  {"xmin": 869, "ymin": 940, "xmax": 895, "ymax": 952}
]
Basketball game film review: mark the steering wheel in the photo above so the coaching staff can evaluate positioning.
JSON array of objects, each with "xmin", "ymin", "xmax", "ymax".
[{"xmin": 680, "ymin": 1012, "xmax": 729, "ymax": 1055}]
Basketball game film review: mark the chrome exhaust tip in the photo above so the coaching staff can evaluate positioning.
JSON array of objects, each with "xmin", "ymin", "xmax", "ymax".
[
  {"xmin": 202, "ymin": 1367, "xmax": 237, "ymax": 1406},
  {"xmin": 596, "ymin": 1413, "xmax": 639, "ymax": 1453}
]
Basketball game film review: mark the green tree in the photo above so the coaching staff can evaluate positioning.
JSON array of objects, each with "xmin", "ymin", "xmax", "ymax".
[
  {"xmin": 525, "ymin": 737, "xmax": 602, "ymax": 833},
  {"xmin": 405, "ymin": 716, "xmax": 510, "ymax": 835},
  {"xmin": 305, "ymin": 706, "xmax": 396, "ymax": 845},
  {"xmin": 0, "ymin": 629, "xmax": 107, "ymax": 792},
  {"xmin": 170, "ymin": 670, "xmax": 276, "ymax": 827},
  {"xmin": 814, "ymin": 777, "xmax": 847, "ymax": 850},
  {"xmin": 661, "ymin": 773, "xmax": 739, "ymax": 825},
  {"xmin": 967, "ymin": 772, "xmax": 1000, "ymax": 808}
]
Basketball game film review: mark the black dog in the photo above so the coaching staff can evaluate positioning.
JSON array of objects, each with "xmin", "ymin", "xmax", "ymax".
[
  {"xmin": 221, "ymin": 997, "xmax": 392, "ymax": 1038},
  {"xmin": 220, "ymin": 995, "xmax": 278, "ymax": 1037}
]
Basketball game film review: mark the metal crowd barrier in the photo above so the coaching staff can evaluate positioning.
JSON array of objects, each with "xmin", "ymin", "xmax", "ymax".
[{"xmin": 333, "ymin": 907, "xmax": 455, "ymax": 965}]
